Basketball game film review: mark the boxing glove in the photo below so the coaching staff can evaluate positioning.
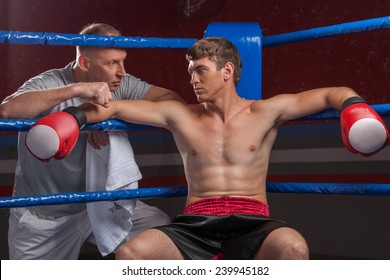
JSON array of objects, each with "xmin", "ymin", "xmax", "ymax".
[
  {"xmin": 340, "ymin": 96, "xmax": 389, "ymax": 156},
  {"xmin": 25, "ymin": 106, "xmax": 87, "ymax": 161}
]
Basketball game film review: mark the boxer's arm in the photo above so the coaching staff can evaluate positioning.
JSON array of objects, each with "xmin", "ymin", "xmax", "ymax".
[
  {"xmin": 25, "ymin": 100, "xmax": 184, "ymax": 161},
  {"xmin": 143, "ymin": 86, "xmax": 186, "ymax": 103},
  {"xmin": 80, "ymin": 100, "xmax": 182, "ymax": 129},
  {"xmin": 272, "ymin": 87, "xmax": 359, "ymax": 124},
  {"xmin": 268, "ymin": 86, "xmax": 388, "ymax": 156}
]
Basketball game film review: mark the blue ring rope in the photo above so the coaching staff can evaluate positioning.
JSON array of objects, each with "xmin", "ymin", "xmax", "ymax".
[
  {"xmin": 1, "ymin": 182, "xmax": 389, "ymax": 208},
  {"xmin": 297, "ymin": 103, "xmax": 390, "ymax": 121},
  {"xmin": 0, "ymin": 31, "xmax": 197, "ymax": 48},
  {"xmin": 1, "ymin": 16, "xmax": 390, "ymax": 48},
  {"xmin": 263, "ymin": 16, "xmax": 390, "ymax": 47},
  {"xmin": 0, "ymin": 119, "xmax": 155, "ymax": 132},
  {"xmin": 1, "ymin": 103, "xmax": 389, "ymax": 132},
  {"xmin": 267, "ymin": 182, "xmax": 390, "ymax": 196},
  {"xmin": 0, "ymin": 186, "xmax": 188, "ymax": 208}
]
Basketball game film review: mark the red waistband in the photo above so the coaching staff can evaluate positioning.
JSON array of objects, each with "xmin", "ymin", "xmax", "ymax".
[{"xmin": 184, "ymin": 196, "xmax": 269, "ymax": 217}]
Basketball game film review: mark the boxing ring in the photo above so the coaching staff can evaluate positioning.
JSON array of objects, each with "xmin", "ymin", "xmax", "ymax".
[{"xmin": 1, "ymin": 16, "xmax": 390, "ymax": 208}]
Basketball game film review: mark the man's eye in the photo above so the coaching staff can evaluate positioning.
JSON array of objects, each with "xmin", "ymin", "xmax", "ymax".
[{"xmin": 106, "ymin": 62, "xmax": 115, "ymax": 68}]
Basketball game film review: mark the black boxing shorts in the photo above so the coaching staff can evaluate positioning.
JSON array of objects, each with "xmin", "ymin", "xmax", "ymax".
[{"xmin": 154, "ymin": 196, "xmax": 287, "ymax": 259}]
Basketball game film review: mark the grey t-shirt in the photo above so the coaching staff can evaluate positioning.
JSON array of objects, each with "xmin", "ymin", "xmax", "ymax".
[{"xmin": 13, "ymin": 61, "xmax": 152, "ymax": 216}]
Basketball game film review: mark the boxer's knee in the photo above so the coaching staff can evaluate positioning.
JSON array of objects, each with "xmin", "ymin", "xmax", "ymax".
[
  {"xmin": 115, "ymin": 238, "xmax": 146, "ymax": 260},
  {"xmin": 281, "ymin": 236, "xmax": 309, "ymax": 259},
  {"xmin": 256, "ymin": 227, "xmax": 309, "ymax": 260}
]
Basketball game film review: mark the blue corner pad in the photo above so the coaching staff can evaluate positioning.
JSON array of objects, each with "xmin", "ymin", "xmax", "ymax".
[{"xmin": 204, "ymin": 22, "xmax": 263, "ymax": 100}]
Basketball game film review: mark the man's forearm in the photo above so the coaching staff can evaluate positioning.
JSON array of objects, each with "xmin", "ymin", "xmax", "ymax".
[
  {"xmin": 0, "ymin": 86, "xmax": 78, "ymax": 119},
  {"xmin": 79, "ymin": 102, "xmax": 116, "ymax": 124},
  {"xmin": 328, "ymin": 87, "xmax": 360, "ymax": 110}
]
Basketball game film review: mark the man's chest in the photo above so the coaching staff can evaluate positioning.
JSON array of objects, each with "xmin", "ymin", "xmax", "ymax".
[{"xmin": 179, "ymin": 118, "xmax": 268, "ymax": 164}]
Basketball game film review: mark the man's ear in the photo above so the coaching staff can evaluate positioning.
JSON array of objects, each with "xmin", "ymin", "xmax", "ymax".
[
  {"xmin": 223, "ymin": 62, "xmax": 234, "ymax": 81},
  {"xmin": 78, "ymin": 55, "xmax": 90, "ymax": 71}
]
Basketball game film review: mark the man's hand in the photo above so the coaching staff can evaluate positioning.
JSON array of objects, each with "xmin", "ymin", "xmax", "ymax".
[
  {"xmin": 76, "ymin": 82, "xmax": 112, "ymax": 107},
  {"xmin": 88, "ymin": 131, "xmax": 110, "ymax": 149}
]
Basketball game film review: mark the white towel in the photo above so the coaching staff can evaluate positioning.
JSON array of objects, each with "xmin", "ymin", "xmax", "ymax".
[{"xmin": 86, "ymin": 131, "xmax": 142, "ymax": 256}]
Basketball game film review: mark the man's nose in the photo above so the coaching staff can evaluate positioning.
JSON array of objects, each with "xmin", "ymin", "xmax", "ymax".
[
  {"xmin": 117, "ymin": 64, "xmax": 126, "ymax": 77},
  {"xmin": 190, "ymin": 73, "xmax": 198, "ymax": 85}
]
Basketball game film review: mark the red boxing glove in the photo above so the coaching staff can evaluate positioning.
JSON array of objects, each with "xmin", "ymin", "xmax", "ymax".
[
  {"xmin": 340, "ymin": 96, "xmax": 389, "ymax": 157},
  {"xmin": 25, "ymin": 107, "xmax": 87, "ymax": 161}
]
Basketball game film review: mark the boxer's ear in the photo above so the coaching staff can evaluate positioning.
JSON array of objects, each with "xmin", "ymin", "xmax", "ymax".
[{"xmin": 223, "ymin": 62, "xmax": 234, "ymax": 81}]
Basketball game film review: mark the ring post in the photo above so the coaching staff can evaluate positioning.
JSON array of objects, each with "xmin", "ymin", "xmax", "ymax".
[{"xmin": 204, "ymin": 22, "xmax": 263, "ymax": 100}]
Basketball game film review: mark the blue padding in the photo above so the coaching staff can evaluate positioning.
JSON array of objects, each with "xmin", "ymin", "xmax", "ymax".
[
  {"xmin": 263, "ymin": 16, "xmax": 390, "ymax": 48},
  {"xmin": 204, "ymin": 22, "xmax": 263, "ymax": 100}
]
